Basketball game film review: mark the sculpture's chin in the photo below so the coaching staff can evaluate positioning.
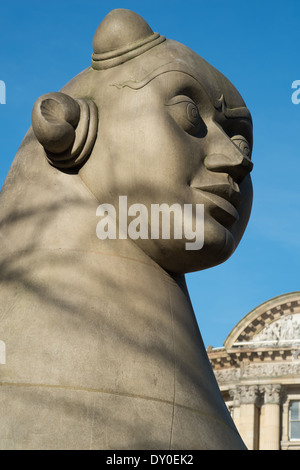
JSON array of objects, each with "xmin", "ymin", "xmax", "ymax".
[{"xmin": 133, "ymin": 220, "xmax": 237, "ymax": 274}]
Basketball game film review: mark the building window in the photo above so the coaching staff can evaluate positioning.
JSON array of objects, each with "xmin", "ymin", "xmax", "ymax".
[{"xmin": 290, "ymin": 401, "xmax": 300, "ymax": 440}]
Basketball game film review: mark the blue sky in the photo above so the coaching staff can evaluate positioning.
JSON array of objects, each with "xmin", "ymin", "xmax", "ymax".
[{"xmin": 0, "ymin": 0, "xmax": 299, "ymax": 348}]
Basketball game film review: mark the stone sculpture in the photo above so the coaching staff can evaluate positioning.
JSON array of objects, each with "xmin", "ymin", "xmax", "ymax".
[{"xmin": 0, "ymin": 9, "xmax": 253, "ymax": 449}]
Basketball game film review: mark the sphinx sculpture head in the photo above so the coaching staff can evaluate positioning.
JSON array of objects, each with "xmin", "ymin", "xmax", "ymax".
[
  {"xmin": 0, "ymin": 9, "xmax": 252, "ymax": 450},
  {"xmin": 31, "ymin": 8, "xmax": 253, "ymax": 274}
]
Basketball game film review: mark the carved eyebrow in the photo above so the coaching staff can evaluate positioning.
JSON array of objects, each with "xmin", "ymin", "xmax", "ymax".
[
  {"xmin": 112, "ymin": 61, "xmax": 195, "ymax": 90},
  {"xmin": 113, "ymin": 61, "xmax": 252, "ymax": 123},
  {"xmin": 214, "ymin": 95, "xmax": 252, "ymax": 122}
]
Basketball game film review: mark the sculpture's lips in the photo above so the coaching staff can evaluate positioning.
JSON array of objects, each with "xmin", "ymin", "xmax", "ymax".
[
  {"xmin": 198, "ymin": 180, "xmax": 241, "ymax": 208},
  {"xmin": 192, "ymin": 180, "xmax": 240, "ymax": 226}
]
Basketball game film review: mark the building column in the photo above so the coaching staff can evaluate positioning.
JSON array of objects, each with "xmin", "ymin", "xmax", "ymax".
[
  {"xmin": 235, "ymin": 385, "xmax": 260, "ymax": 450},
  {"xmin": 259, "ymin": 384, "xmax": 282, "ymax": 450},
  {"xmin": 229, "ymin": 388, "xmax": 241, "ymax": 431},
  {"xmin": 281, "ymin": 399, "xmax": 289, "ymax": 444}
]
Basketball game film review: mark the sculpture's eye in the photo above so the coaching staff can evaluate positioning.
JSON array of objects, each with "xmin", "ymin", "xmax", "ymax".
[
  {"xmin": 166, "ymin": 95, "xmax": 207, "ymax": 137},
  {"xmin": 186, "ymin": 102, "xmax": 201, "ymax": 126},
  {"xmin": 231, "ymin": 135, "xmax": 251, "ymax": 158}
]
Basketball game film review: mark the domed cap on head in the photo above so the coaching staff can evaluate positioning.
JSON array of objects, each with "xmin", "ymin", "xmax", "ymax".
[{"xmin": 92, "ymin": 9, "xmax": 166, "ymax": 70}]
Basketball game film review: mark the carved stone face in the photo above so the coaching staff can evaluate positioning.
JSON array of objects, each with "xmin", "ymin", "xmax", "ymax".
[
  {"xmin": 30, "ymin": 9, "xmax": 253, "ymax": 274},
  {"xmin": 80, "ymin": 39, "xmax": 253, "ymax": 273}
]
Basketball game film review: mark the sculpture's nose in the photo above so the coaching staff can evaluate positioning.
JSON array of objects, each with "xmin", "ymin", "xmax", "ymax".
[{"xmin": 204, "ymin": 152, "xmax": 253, "ymax": 184}]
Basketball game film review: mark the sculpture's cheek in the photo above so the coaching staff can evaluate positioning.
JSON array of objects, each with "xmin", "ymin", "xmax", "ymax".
[{"xmin": 231, "ymin": 174, "xmax": 253, "ymax": 245}]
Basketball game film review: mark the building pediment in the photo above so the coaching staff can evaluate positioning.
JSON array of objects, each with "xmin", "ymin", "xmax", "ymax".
[
  {"xmin": 250, "ymin": 313, "xmax": 300, "ymax": 348},
  {"xmin": 224, "ymin": 292, "xmax": 300, "ymax": 349}
]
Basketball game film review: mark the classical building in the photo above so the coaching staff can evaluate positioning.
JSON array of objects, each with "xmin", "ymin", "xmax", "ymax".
[{"xmin": 207, "ymin": 292, "xmax": 300, "ymax": 450}]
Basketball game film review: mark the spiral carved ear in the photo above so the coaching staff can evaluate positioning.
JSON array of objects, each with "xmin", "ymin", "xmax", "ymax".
[{"xmin": 32, "ymin": 92, "xmax": 98, "ymax": 170}]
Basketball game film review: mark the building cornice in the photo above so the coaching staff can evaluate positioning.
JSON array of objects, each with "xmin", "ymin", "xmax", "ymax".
[{"xmin": 208, "ymin": 345, "xmax": 300, "ymax": 370}]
